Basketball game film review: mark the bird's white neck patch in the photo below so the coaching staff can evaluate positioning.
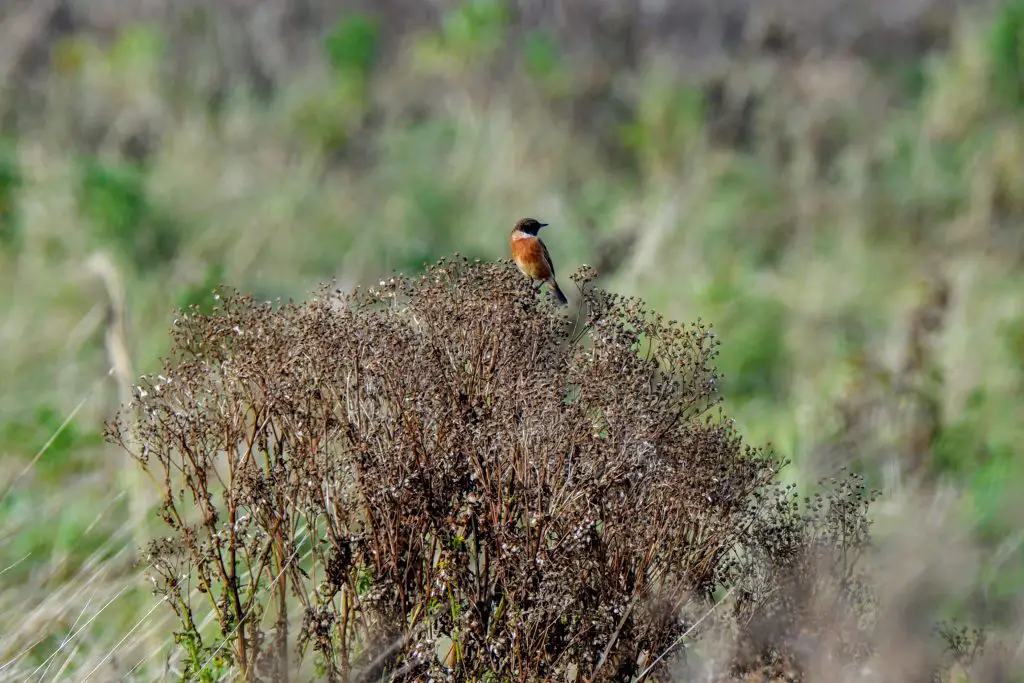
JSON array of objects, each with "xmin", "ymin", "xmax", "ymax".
[{"xmin": 511, "ymin": 230, "xmax": 534, "ymax": 241}]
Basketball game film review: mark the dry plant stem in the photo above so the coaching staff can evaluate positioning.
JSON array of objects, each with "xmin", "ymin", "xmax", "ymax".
[
  {"xmin": 226, "ymin": 438, "xmax": 249, "ymax": 679},
  {"xmin": 636, "ymin": 587, "xmax": 734, "ymax": 682},
  {"xmin": 587, "ymin": 596, "xmax": 637, "ymax": 682},
  {"xmin": 84, "ymin": 251, "xmax": 165, "ymax": 663}
]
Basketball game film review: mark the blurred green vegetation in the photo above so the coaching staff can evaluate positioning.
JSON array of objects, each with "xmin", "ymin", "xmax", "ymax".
[
  {"xmin": 0, "ymin": 138, "xmax": 23, "ymax": 253},
  {"xmin": 1, "ymin": 0, "xmax": 1023, "ymax": 678}
]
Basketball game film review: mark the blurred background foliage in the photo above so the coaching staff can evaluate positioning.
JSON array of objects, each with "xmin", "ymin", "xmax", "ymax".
[{"xmin": 1, "ymin": 0, "xmax": 1023, "ymax": 677}]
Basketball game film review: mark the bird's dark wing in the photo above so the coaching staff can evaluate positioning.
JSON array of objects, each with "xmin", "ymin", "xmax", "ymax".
[{"xmin": 539, "ymin": 239, "xmax": 556, "ymax": 278}]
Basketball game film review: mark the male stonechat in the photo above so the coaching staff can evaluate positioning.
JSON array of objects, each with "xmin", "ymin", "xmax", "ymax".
[{"xmin": 509, "ymin": 217, "xmax": 568, "ymax": 306}]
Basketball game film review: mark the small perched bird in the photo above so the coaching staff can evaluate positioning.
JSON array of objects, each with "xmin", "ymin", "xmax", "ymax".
[{"xmin": 509, "ymin": 217, "xmax": 568, "ymax": 306}]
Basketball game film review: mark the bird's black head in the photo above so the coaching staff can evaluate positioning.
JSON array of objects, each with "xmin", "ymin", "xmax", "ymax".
[{"xmin": 513, "ymin": 217, "xmax": 548, "ymax": 235}]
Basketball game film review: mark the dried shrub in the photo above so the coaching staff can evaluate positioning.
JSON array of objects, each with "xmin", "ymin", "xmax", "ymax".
[{"xmin": 107, "ymin": 256, "xmax": 989, "ymax": 682}]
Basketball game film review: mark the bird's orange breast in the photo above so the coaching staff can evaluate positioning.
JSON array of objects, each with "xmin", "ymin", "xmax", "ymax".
[{"xmin": 510, "ymin": 234, "xmax": 552, "ymax": 281}]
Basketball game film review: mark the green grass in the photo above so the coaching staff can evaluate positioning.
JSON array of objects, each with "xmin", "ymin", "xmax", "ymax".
[{"xmin": 1, "ymin": 5, "xmax": 1024, "ymax": 680}]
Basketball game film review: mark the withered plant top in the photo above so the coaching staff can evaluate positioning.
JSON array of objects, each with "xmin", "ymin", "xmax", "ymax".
[{"xmin": 108, "ymin": 257, "xmax": 876, "ymax": 682}]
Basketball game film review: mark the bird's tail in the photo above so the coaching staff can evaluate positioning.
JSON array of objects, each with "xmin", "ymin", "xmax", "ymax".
[{"xmin": 549, "ymin": 279, "xmax": 569, "ymax": 306}]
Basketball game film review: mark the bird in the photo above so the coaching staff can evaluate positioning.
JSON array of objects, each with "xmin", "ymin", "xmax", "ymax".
[{"xmin": 509, "ymin": 217, "xmax": 568, "ymax": 306}]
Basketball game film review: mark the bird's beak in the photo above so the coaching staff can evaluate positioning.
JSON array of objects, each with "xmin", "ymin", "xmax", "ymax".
[{"xmin": 538, "ymin": 223, "xmax": 548, "ymax": 228}]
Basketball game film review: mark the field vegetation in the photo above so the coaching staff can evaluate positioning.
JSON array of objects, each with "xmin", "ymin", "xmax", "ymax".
[{"xmin": 1, "ymin": 0, "xmax": 1024, "ymax": 680}]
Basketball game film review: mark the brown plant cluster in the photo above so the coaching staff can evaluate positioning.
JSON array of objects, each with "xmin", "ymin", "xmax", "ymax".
[{"xmin": 107, "ymin": 257, "xmax": 997, "ymax": 682}]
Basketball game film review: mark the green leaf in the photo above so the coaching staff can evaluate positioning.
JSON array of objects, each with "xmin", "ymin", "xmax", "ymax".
[{"xmin": 324, "ymin": 13, "xmax": 380, "ymax": 79}]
